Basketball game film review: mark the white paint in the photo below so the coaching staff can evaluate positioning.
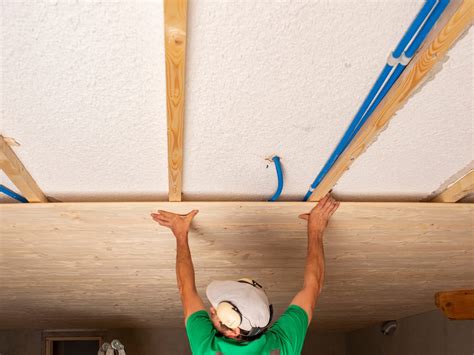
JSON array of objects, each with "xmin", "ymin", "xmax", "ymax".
[
  {"xmin": 1, "ymin": 1, "xmax": 169, "ymax": 201},
  {"xmin": 1, "ymin": 0, "xmax": 471, "ymax": 201}
]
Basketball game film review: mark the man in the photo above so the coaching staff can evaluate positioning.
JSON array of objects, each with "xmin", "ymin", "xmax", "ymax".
[{"xmin": 151, "ymin": 193, "xmax": 339, "ymax": 354}]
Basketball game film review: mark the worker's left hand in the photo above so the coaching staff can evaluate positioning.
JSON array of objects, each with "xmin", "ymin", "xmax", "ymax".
[{"xmin": 151, "ymin": 209, "xmax": 199, "ymax": 239}]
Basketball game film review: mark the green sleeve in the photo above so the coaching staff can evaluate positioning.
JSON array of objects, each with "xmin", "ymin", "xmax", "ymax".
[
  {"xmin": 268, "ymin": 305, "xmax": 309, "ymax": 354},
  {"xmin": 185, "ymin": 310, "xmax": 215, "ymax": 354}
]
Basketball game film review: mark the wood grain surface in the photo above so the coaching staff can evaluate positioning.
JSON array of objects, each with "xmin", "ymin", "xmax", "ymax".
[
  {"xmin": 435, "ymin": 289, "xmax": 474, "ymax": 320},
  {"xmin": 432, "ymin": 170, "xmax": 474, "ymax": 202},
  {"xmin": 164, "ymin": 0, "xmax": 187, "ymax": 201},
  {"xmin": 0, "ymin": 202, "xmax": 472, "ymax": 330}
]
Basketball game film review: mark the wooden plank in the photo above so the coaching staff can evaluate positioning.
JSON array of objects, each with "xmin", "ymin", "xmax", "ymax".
[
  {"xmin": 435, "ymin": 290, "xmax": 474, "ymax": 320},
  {"xmin": 0, "ymin": 135, "xmax": 47, "ymax": 203},
  {"xmin": 3, "ymin": 137, "xmax": 20, "ymax": 147},
  {"xmin": 309, "ymin": 0, "xmax": 473, "ymax": 201},
  {"xmin": 0, "ymin": 202, "xmax": 472, "ymax": 330},
  {"xmin": 432, "ymin": 170, "xmax": 474, "ymax": 202},
  {"xmin": 164, "ymin": 0, "xmax": 187, "ymax": 202}
]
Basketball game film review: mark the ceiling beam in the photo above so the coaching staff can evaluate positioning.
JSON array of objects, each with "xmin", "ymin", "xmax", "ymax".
[
  {"xmin": 0, "ymin": 135, "xmax": 47, "ymax": 203},
  {"xmin": 308, "ymin": 0, "xmax": 473, "ymax": 201},
  {"xmin": 435, "ymin": 290, "xmax": 474, "ymax": 320},
  {"xmin": 431, "ymin": 170, "xmax": 474, "ymax": 202},
  {"xmin": 164, "ymin": 0, "xmax": 187, "ymax": 202}
]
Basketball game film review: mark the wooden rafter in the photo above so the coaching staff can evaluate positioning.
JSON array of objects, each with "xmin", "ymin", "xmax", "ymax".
[
  {"xmin": 435, "ymin": 290, "xmax": 474, "ymax": 320},
  {"xmin": 0, "ymin": 135, "xmax": 47, "ymax": 203},
  {"xmin": 431, "ymin": 169, "xmax": 474, "ymax": 202},
  {"xmin": 164, "ymin": 0, "xmax": 187, "ymax": 202},
  {"xmin": 309, "ymin": 0, "xmax": 473, "ymax": 201}
]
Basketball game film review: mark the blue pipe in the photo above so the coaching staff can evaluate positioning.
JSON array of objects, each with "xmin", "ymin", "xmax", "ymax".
[
  {"xmin": 269, "ymin": 156, "xmax": 283, "ymax": 201},
  {"xmin": 0, "ymin": 184, "xmax": 28, "ymax": 203},
  {"xmin": 303, "ymin": 0, "xmax": 447, "ymax": 201},
  {"xmin": 392, "ymin": 0, "xmax": 437, "ymax": 57},
  {"xmin": 337, "ymin": 0, "xmax": 438, "ymax": 147},
  {"xmin": 405, "ymin": 0, "xmax": 449, "ymax": 57},
  {"xmin": 351, "ymin": 0, "xmax": 449, "ymax": 137}
]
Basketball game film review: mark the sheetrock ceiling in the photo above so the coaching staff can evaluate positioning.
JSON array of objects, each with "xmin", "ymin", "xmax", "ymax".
[{"xmin": 1, "ymin": 0, "xmax": 472, "ymax": 202}]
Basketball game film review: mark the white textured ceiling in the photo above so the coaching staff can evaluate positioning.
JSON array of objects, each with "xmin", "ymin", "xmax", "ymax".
[{"xmin": 1, "ymin": 0, "xmax": 472, "ymax": 202}]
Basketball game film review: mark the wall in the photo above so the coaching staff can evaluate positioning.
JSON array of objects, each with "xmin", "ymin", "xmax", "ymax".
[
  {"xmin": 0, "ymin": 329, "xmax": 42, "ymax": 355},
  {"xmin": 1, "ymin": 311, "xmax": 472, "ymax": 355},
  {"xmin": 0, "ymin": 328, "xmax": 344, "ymax": 355},
  {"xmin": 346, "ymin": 310, "xmax": 474, "ymax": 355}
]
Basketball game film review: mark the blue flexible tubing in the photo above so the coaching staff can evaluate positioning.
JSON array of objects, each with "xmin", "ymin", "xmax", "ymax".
[
  {"xmin": 269, "ymin": 156, "xmax": 283, "ymax": 201},
  {"xmin": 303, "ymin": 0, "xmax": 445, "ymax": 201},
  {"xmin": 0, "ymin": 184, "xmax": 28, "ymax": 203},
  {"xmin": 351, "ymin": 0, "xmax": 449, "ymax": 136}
]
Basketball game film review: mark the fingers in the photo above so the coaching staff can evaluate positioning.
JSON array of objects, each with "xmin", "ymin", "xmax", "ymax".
[
  {"xmin": 151, "ymin": 214, "xmax": 167, "ymax": 222},
  {"xmin": 157, "ymin": 210, "xmax": 174, "ymax": 217},
  {"xmin": 317, "ymin": 193, "xmax": 330, "ymax": 210},
  {"xmin": 151, "ymin": 209, "xmax": 199, "ymax": 226},
  {"xmin": 298, "ymin": 213, "xmax": 309, "ymax": 220},
  {"xmin": 188, "ymin": 209, "xmax": 199, "ymax": 218},
  {"xmin": 328, "ymin": 201, "xmax": 340, "ymax": 217},
  {"xmin": 185, "ymin": 209, "xmax": 199, "ymax": 224},
  {"xmin": 151, "ymin": 212, "xmax": 170, "ymax": 221},
  {"xmin": 311, "ymin": 193, "xmax": 339, "ymax": 216},
  {"xmin": 150, "ymin": 214, "xmax": 171, "ymax": 227},
  {"xmin": 155, "ymin": 209, "xmax": 198, "ymax": 218}
]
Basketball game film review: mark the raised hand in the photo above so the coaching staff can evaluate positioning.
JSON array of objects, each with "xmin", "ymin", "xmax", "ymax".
[
  {"xmin": 299, "ymin": 193, "xmax": 339, "ymax": 235},
  {"xmin": 151, "ymin": 209, "xmax": 199, "ymax": 239}
]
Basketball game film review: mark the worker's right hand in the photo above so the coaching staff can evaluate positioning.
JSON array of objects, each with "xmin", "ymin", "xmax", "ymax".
[
  {"xmin": 150, "ymin": 209, "xmax": 199, "ymax": 239},
  {"xmin": 298, "ymin": 193, "xmax": 339, "ymax": 235}
]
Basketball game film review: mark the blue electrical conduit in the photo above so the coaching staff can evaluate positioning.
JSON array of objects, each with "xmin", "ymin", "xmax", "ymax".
[
  {"xmin": 0, "ymin": 184, "xmax": 28, "ymax": 203},
  {"xmin": 269, "ymin": 156, "xmax": 283, "ymax": 201},
  {"xmin": 303, "ymin": 0, "xmax": 448, "ymax": 201}
]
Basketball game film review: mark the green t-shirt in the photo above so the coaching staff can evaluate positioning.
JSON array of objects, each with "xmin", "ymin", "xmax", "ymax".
[{"xmin": 186, "ymin": 305, "xmax": 309, "ymax": 355}]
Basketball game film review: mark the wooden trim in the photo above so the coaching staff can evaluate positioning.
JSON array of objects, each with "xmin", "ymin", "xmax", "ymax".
[
  {"xmin": 0, "ymin": 135, "xmax": 47, "ymax": 202},
  {"xmin": 309, "ymin": 0, "xmax": 473, "ymax": 201},
  {"xmin": 435, "ymin": 290, "xmax": 474, "ymax": 320},
  {"xmin": 431, "ymin": 170, "xmax": 474, "ymax": 202},
  {"xmin": 45, "ymin": 336, "xmax": 103, "ymax": 341},
  {"xmin": 3, "ymin": 137, "xmax": 20, "ymax": 146},
  {"xmin": 164, "ymin": 0, "xmax": 187, "ymax": 202}
]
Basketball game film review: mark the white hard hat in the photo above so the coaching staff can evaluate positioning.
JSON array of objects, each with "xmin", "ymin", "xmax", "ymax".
[{"xmin": 206, "ymin": 279, "xmax": 272, "ymax": 334}]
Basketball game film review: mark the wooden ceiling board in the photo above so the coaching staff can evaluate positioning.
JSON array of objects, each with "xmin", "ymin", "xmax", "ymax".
[{"xmin": 0, "ymin": 202, "xmax": 472, "ymax": 331}]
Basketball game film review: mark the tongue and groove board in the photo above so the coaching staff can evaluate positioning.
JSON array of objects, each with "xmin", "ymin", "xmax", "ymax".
[{"xmin": 0, "ymin": 202, "xmax": 472, "ymax": 330}]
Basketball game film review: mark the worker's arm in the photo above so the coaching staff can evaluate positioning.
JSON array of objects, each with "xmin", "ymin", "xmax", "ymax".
[
  {"xmin": 151, "ymin": 209, "xmax": 205, "ymax": 322},
  {"xmin": 291, "ymin": 194, "xmax": 339, "ymax": 324}
]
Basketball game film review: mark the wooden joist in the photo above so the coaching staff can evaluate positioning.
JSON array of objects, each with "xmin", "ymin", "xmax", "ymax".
[
  {"xmin": 309, "ymin": 0, "xmax": 473, "ymax": 201},
  {"xmin": 431, "ymin": 170, "xmax": 474, "ymax": 202},
  {"xmin": 435, "ymin": 290, "xmax": 474, "ymax": 320},
  {"xmin": 0, "ymin": 135, "xmax": 47, "ymax": 203},
  {"xmin": 164, "ymin": 0, "xmax": 187, "ymax": 202}
]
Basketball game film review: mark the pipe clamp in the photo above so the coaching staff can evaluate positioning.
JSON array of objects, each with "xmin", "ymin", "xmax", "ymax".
[{"xmin": 387, "ymin": 52, "xmax": 413, "ymax": 67}]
